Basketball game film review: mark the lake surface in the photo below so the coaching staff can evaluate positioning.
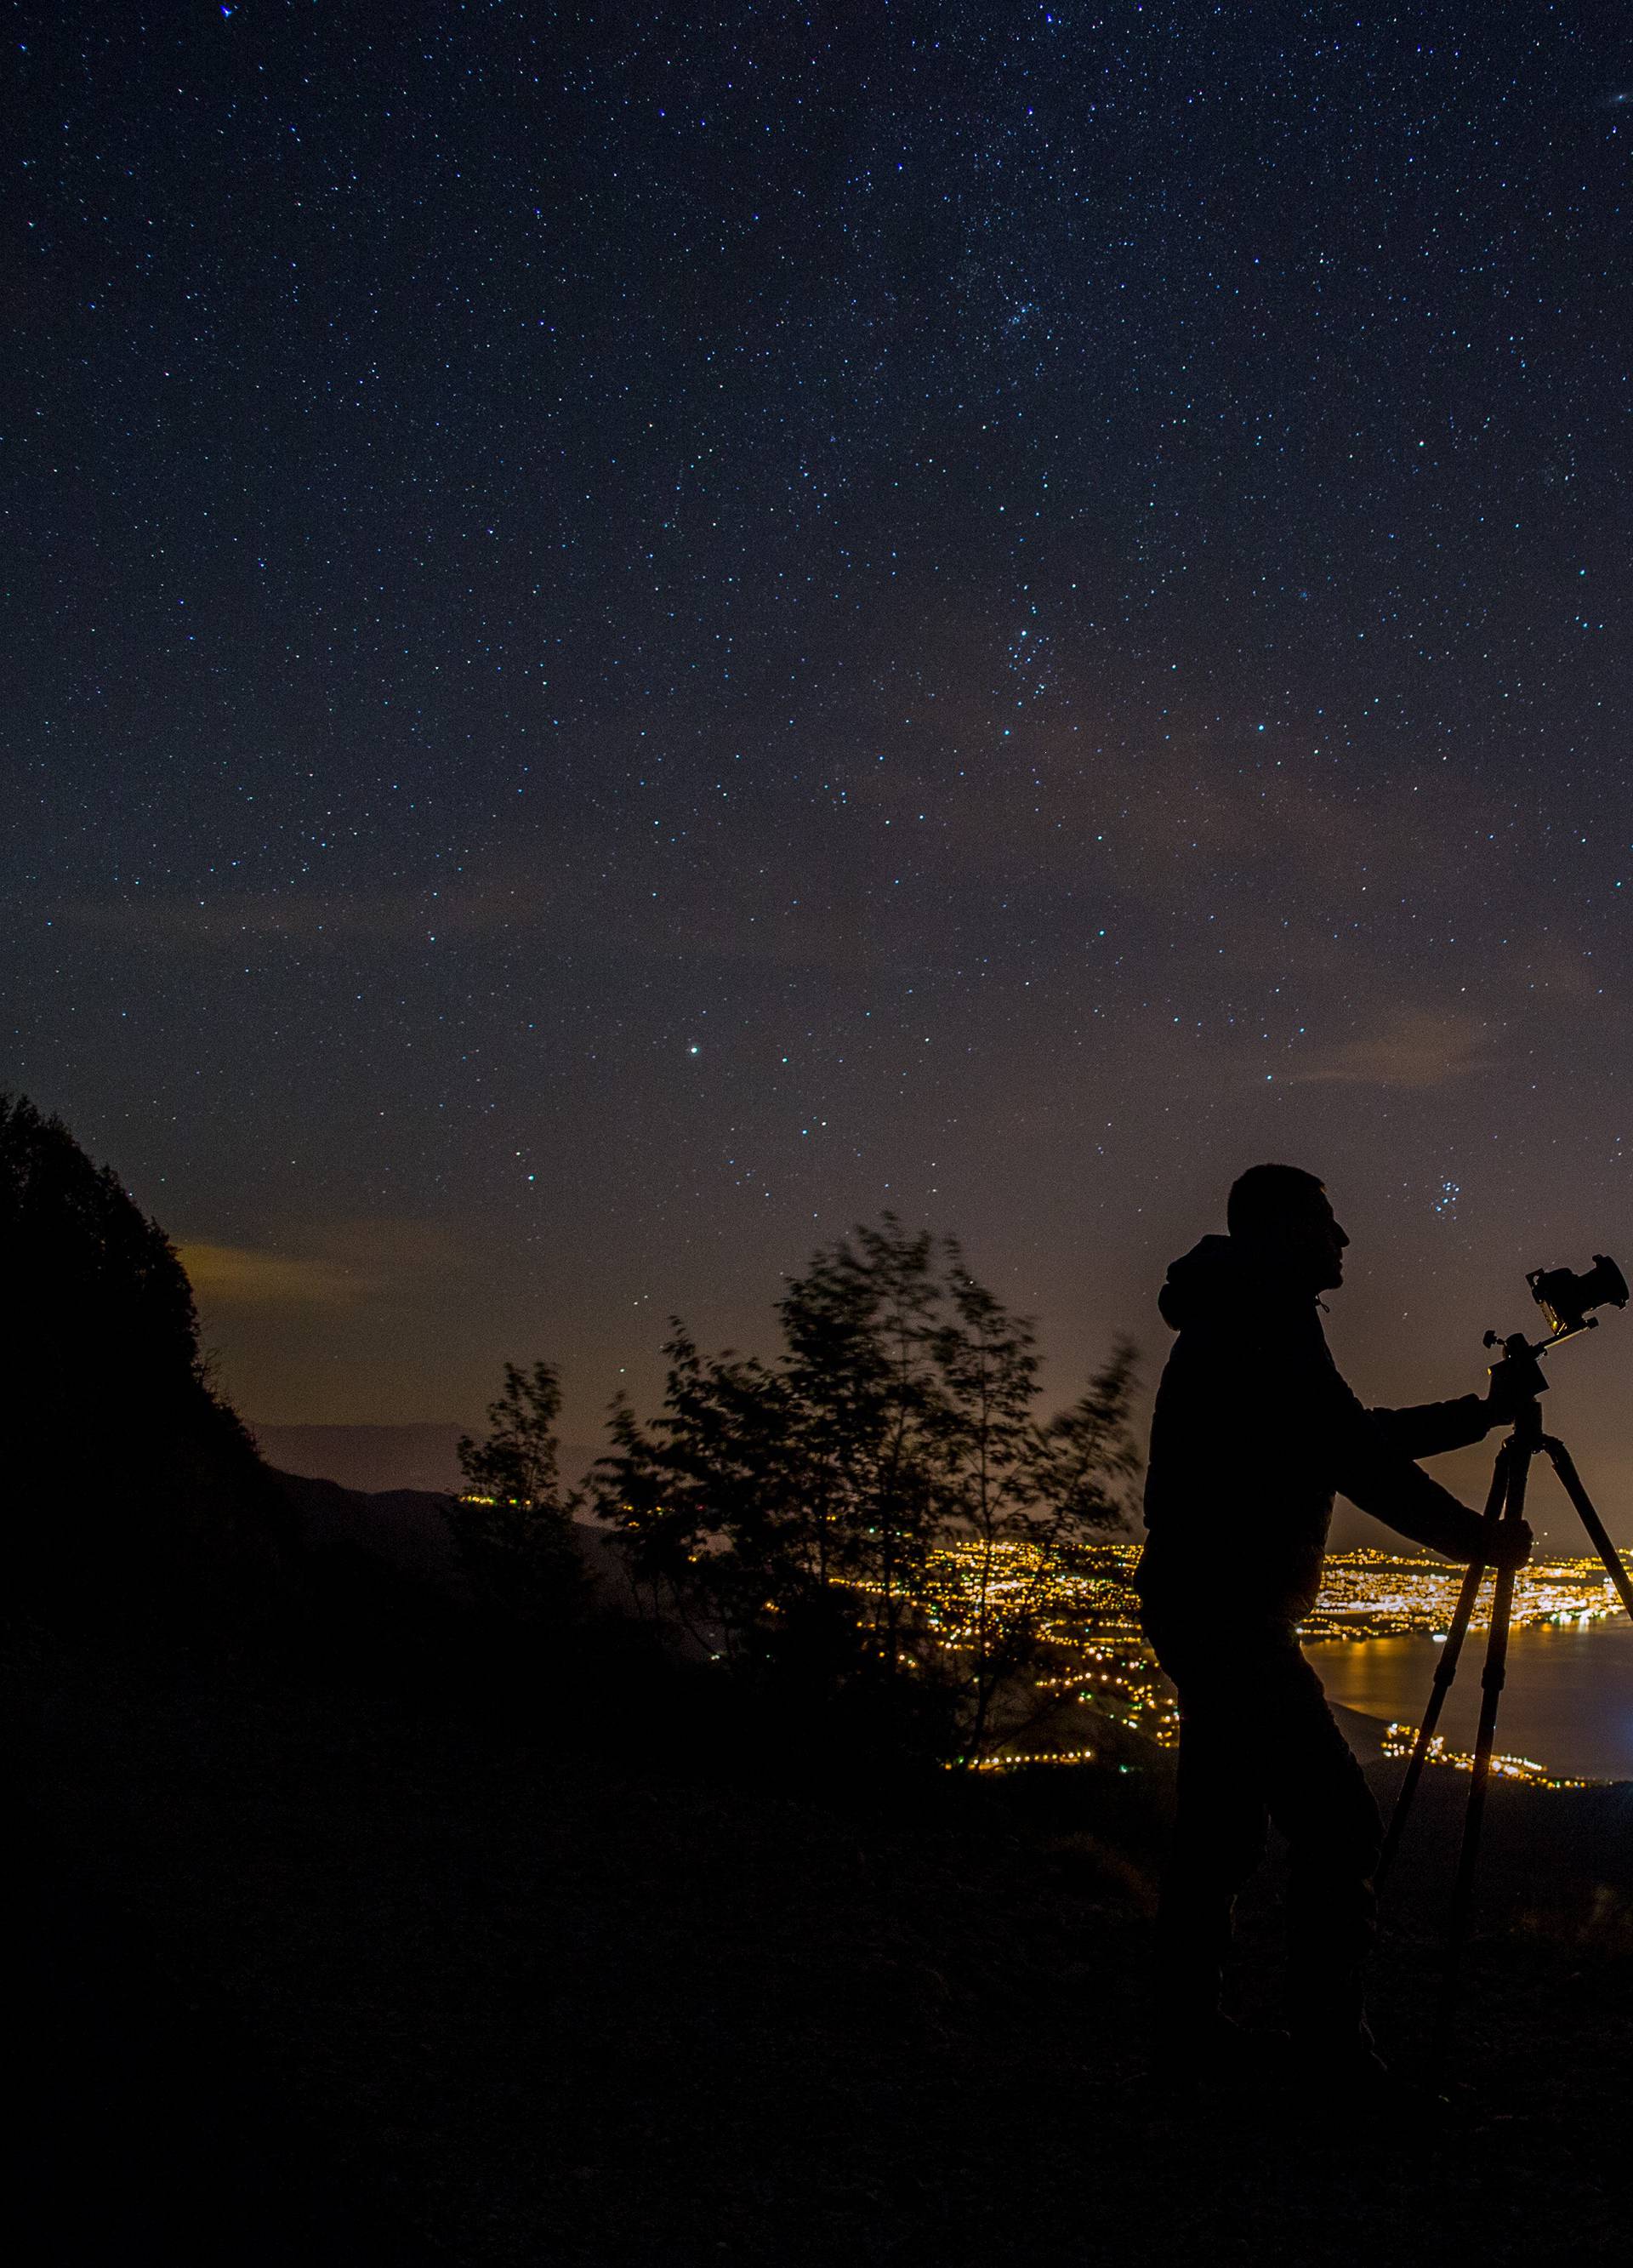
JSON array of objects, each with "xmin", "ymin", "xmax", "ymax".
[{"xmin": 1309, "ymin": 1616, "xmax": 1633, "ymax": 1781}]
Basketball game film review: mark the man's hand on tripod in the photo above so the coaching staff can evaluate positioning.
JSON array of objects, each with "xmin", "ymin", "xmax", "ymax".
[{"xmin": 1480, "ymin": 1518, "xmax": 1533, "ymax": 1571}]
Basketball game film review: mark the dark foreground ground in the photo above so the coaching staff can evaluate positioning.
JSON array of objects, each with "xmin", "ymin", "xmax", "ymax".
[{"xmin": 9, "ymin": 1627, "xmax": 1633, "ymax": 2267}]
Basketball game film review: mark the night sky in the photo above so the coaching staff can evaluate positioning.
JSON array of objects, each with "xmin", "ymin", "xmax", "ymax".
[{"xmin": 10, "ymin": 3, "xmax": 1633, "ymax": 1530}]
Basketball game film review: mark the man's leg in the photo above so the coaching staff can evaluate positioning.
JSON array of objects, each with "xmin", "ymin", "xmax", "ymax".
[
  {"xmin": 1148, "ymin": 1637, "xmax": 1272, "ymax": 2043},
  {"xmin": 1259, "ymin": 1650, "xmax": 1384, "ymax": 2058}
]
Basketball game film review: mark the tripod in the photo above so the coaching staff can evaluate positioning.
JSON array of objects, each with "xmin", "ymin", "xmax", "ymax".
[{"xmin": 1376, "ymin": 1328, "xmax": 1633, "ymax": 2074}]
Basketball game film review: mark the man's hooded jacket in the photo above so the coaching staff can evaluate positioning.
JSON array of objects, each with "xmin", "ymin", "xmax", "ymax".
[{"xmin": 1138, "ymin": 1234, "xmax": 1492, "ymax": 1628}]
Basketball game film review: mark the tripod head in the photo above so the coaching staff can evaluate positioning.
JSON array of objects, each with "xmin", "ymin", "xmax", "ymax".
[{"xmin": 1480, "ymin": 1329, "xmax": 1550, "ymax": 1410}]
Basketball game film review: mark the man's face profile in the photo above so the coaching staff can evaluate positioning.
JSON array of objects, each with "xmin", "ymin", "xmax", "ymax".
[
  {"xmin": 1239, "ymin": 1184, "xmax": 1350, "ymax": 1293},
  {"xmin": 1305, "ymin": 1192, "xmax": 1350, "ymax": 1292}
]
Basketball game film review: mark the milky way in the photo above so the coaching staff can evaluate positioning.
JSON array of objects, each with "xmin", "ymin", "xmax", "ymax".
[{"xmin": 9, "ymin": 3, "xmax": 1633, "ymax": 1523}]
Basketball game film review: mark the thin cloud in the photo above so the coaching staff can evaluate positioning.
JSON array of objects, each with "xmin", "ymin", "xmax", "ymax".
[
  {"xmin": 1285, "ymin": 1011, "xmax": 1494, "ymax": 1090},
  {"xmin": 178, "ymin": 1242, "xmax": 368, "ymax": 1309},
  {"xmin": 178, "ymin": 1218, "xmax": 469, "ymax": 1311}
]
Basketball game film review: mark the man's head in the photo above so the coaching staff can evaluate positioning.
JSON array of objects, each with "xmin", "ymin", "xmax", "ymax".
[{"xmin": 1226, "ymin": 1162, "xmax": 1349, "ymax": 1292}]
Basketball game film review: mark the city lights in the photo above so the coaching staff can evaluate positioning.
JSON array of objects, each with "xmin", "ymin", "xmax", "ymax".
[
  {"xmin": 913, "ymin": 1541, "xmax": 1621, "ymax": 1771},
  {"xmin": 1379, "ymin": 1721, "xmax": 1589, "ymax": 1791}
]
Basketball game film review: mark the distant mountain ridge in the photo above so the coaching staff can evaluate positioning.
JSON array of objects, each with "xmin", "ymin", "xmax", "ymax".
[
  {"xmin": 272, "ymin": 1469, "xmax": 462, "ymax": 1585},
  {"xmin": 252, "ymin": 1422, "xmax": 602, "ymax": 1497},
  {"xmin": 270, "ymin": 1468, "xmax": 630, "ymax": 1603},
  {"xmin": 250, "ymin": 1423, "xmax": 468, "ymax": 1495},
  {"xmin": 258, "ymin": 1424, "xmax": 620, "ymax": 1599}
]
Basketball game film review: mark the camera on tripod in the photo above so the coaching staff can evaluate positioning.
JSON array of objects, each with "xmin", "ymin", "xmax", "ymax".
[
  {"xmin": 1385, "ymin": 1245, "xmax": 1633, "ymax": 2078},
  {"xmin": 1526, "ymin": 1253, "xmax": 1629, "ymax": 1340},
  {"xmin": 1482, "ymin": 1251, "xmax": 1628, "ymax": 1382}
]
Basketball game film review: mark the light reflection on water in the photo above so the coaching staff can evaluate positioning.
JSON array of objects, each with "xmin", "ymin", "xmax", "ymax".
[{"xmin": 1309, "ymin": 1616, "xmax": 1633, "ymax": 1782}]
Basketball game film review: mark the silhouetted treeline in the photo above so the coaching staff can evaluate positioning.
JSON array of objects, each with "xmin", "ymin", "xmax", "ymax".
[
  {"xmin": 592, "ymin": 1219, "xmax": 1141, "ymax": 1760},
  {"xmin": 1, "ymin": 1092, "xmax": 286, "ymax": 1611}
]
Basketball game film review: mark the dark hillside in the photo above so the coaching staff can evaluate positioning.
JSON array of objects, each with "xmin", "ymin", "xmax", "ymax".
[{"xmin": 9, "ymin": 1617, "xmax": 1633, "ymax": 2268}]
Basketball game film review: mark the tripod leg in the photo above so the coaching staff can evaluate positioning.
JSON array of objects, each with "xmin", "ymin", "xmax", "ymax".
[
  {"xmin": 1377, "ymin": 1447, "xmax": 1506, "ymax": 1891},
  {"xmin": 1541, "ymin": 1437, "xmax": 1633, "ymax": 1624},
  {"xmin": 1377, "ymin": 1558, "xmax": 1487, "ymax": 1889},
  {"xmin": 1432, "ymin": 1446, "xmax": 1532, "ymax": 2078}
]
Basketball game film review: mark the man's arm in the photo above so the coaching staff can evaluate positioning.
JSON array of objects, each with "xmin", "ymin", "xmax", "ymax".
[
  {"xmin": 1366, "ymin": 1394, "xmax": 1489, "ymax": 1463},
  {"xmin": 1325, "ymin": 1372, "xmax": 1528, "ymax": 1565}
]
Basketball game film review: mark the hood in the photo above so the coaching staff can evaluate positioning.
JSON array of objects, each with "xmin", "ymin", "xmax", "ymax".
[
  {"xmin": 1157, "ymin": 1235, "xmax": 1242, "ymax": 1331},
  {"xmin": 1158, "ymin": 1234, "xmax": 1319, "ymax": 1331}
]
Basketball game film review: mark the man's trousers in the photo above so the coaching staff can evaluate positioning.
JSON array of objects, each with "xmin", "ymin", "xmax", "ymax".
[{"xmin": 1140, "ymin": 1609, "xmax": 1383, "ymax": 2044}]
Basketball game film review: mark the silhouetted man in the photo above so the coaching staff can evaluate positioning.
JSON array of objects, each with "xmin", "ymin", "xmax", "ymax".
[{"xmin": 1136, "ymin": 1162, "xmax": 1531, "ymax": 2084}]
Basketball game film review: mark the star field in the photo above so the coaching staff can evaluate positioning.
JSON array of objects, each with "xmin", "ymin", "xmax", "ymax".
[{"xmin": 8, "ymin": 3, "xmax": 1633, "ymax": 1514}]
